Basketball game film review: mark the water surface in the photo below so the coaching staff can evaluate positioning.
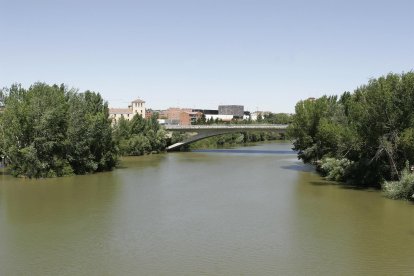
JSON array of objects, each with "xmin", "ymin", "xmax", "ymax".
[{"xmin": 0, "ymin": 142, "xmax": 413, "ymax": 275}]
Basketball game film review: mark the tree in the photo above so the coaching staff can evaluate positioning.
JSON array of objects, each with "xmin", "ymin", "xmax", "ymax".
[
  {"xmin": 112, "ymin": 113, "xmax": 167, "ymax": 156},
  {"xmin": 289, "ymin": 72, "xmax": 414, "ymax": 194},
  {"xmin": 2, "ymin": 83, "xmax": 70, "ymax": 177},
  {"xmin": 66, "ymin": 91, "xmax": 117, "ymax": 174},
  {"xmin": 1, "ymin": 83, "xmax": 118, "ymax": 178}
]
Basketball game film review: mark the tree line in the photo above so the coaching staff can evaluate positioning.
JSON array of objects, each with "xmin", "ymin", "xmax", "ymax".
[
  {"xmin": 0, "ymin": 83, "xmax": 168, "ymax": 178},
  {"xmin": 0, "ymin": 82, "xmax": 291, "ymax": 178},
  {"xmin": 194, "ymin": 112, "xmax": 292, "ymax": 125},
  {"xmin": 112, "ymin": 115, "xmax": 166, "ymax": 156},
  {"xmin": 288, "ymin": 72, "xmax": 414, "ymax": 200}
]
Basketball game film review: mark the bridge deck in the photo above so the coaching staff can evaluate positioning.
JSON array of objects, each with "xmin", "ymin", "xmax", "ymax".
[
  {"xmin": 165, "ymin": 124, "xmax": 288, "ymax": 131},
  {"xmin": 165, "ymin": 124, "xmax": 288, "ymax": 151}
]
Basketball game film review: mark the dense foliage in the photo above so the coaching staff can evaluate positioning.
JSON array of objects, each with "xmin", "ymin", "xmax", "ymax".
[
  {"xmin": 259, "ymin": 113, "xmax": 293, "ymax": 124},
  {"xmin": 112, "ymin": 114, "xmax": 167, "ymax": 156},
  {"xmin": 0, "ymin": 83, "xmax": 117, "ymax": 177},
  {"xmin": 194, "ymin": 112, "xmax": 292, "ymax": 125},
  {"xmin": 0, "ymin": 90, "xmax": 5, "ymax": 160},
  {"xmin": 383, "ymin": 165, "xmax": 414, "ymax": 200},
  {"xmin": 288, "ymin": 72, "xmax": 414, "ymax": 200}
]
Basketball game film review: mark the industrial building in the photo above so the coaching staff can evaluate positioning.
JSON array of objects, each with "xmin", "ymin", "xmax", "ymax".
[{"xmin": 218, "ymin": 105, "xmax": 244, "ymax": 118}]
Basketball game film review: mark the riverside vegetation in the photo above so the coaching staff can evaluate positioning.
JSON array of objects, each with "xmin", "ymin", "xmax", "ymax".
[
  {"xmin": 0, "ymin": 83, "xmax": 168, "ymax": 178},
  {"xmin": 0, "ymin": 83, "xmax": 117, "ymax": 177},
  {"xmin": 0, "ymin": 83, "xmax": 288, "ymax": 178},
  {"xmin": 288, "ymin": 72, "xmax": 414, "ymax": 201},
  {"xmin": 112, "ymin": 115, "xmax": 167, "ymax": 156}
]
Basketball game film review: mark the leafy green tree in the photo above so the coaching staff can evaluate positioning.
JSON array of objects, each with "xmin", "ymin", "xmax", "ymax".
[
  {"xmin": 289, "ymin": 72, "xmax": 414, "ymax": 197},
  {"xmin": 112, "ymin": 113, "xmax": 167, "ymax": 156},
  {"xmin": 0, "ymin": 89, "xmax": 5, "ymax": 107},
  {"xmin": 0, "ymin": 105, "xmax": 5, "ymax": 160},
  {"xmin": 112, "ymin": 116, "xmax": 130, "ymax": 145},
  {"xmin": 66, "ymin": 91, "xmax": 117, "ymax": 174},
  {"xmin": 257, "ymin": 114, "xmax": 263, "ymax": 123},
  {"xmin": 263, "ymin": 113, "xmax": 292, "ymax": 124},
  {"xmin": 2, "ymin": 83, "xmax": 70, "ymax": 177},
  {"xmin": 1, "ymin": 83, "xmax": 118, "ymax": 178}
]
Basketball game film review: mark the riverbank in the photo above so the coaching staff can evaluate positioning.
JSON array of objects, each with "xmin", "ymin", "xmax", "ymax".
[{"xmin": 288, "ymin": 72, "xmax": 414, "ymax": 201}]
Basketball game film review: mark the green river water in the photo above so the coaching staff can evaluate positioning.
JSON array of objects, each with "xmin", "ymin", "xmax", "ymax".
[{"xmin": 0, "ymin": 142, "xmax": 413, "ymax": 275}]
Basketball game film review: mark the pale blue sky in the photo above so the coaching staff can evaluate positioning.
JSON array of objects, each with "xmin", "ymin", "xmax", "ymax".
[{"xmin": 1, "ymin": 0, "xmax": 413, "ymax": 112}]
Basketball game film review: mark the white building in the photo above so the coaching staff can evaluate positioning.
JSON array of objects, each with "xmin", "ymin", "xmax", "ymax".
[
  {"xmin": 109, "ymin": 98, "xmax": 146, "ymax": 123},
  {"xmin": 250, "ymin": 111, "xmax": 271, "ymax": 121},
  {"xmin": 130, "ymin": 99, "xmax": 146, "ymax": 118},
  {"xmin": 205, "ymin": 114, "xmax": 234, "ymax": 122}
]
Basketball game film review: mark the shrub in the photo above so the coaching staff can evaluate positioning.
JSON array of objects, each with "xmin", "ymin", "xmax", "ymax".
[
  {"xmin": 383, "ymin": 168, "xmax": 414, "ymax": 200},
  {"xmin": 320, "ymin": 157, "xmax": 354, "ymax": 182}
]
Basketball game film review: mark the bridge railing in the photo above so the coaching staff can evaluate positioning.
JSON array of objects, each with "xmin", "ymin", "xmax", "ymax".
[{"xmin": 164, "ymin": 124, "xmax": 288, "ymax": 130}]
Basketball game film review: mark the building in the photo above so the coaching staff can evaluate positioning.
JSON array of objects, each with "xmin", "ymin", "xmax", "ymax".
[
  {"xmin": 109, "ymin": 108, "xmax": 133, "ymax": 122},
  {"xmin": 130, "ymin": 99, "xmax": 146, "ymax": 118},
  {"xmin": 145, "ymin": 109, "xmax": 156, "ymax": 119},
  {"xmin": 218, "ymin": 105, "xmax": 244, "ymax": 118},
  {"xmin": 192, "ymin": 109, "xmax": 219, "ymax": 115},
  {"xmin": 180, "ymin": 111, "xmax": 202, "ymax": 125},
  {"xmin": 243, "ymin": 111, "xmax": 251, "ymax": 120},
  {"xmin": 109, "ymin": 98, "xmax": 146, "ymax": 123},
  {"xmin": 205, "ymin": 114, "xmax": 234, "ymax": 122},
  {"xmin": 250, "ymin": 111, "xmax": 272, "ymax": 121},
  {"xmin": 158, "ymin": 105, "xmax": 251, "ymax": 125},
  {"xmin": 162, "ymin": 108, "xmax": 192, "ymax": 121},
  {"xmin": 158, "ymin": 108, "xmax": 204, "ymax": 125}
]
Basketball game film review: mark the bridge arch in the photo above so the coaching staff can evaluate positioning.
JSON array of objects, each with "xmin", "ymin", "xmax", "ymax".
[{"xmin": 164, "ymin": 125, "xmax": 288, "ymax": 151}]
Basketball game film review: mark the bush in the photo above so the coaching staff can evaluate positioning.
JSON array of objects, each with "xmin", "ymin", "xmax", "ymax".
[
  {"xmin": 319, "ymin": 157, "xmax": 354, "ymax": 182},
  {"xmin": 383, "ymin": 168, "xmax": 414, "ymax": 200}
]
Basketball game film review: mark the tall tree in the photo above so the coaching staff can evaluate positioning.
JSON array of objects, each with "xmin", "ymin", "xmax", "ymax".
[
  {"xmin": 289, "ymin": 72, "xmax": 414, "ymax": 194},
  {"xmin": 1, "ymin": 83, "xmax": 118, "ymax": 177}
]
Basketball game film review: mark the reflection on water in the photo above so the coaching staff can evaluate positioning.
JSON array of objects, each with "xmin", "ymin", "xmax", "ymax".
[
  {"xmin": 281, "ymin": 163, "xmax": 315, "ymax": 172},
  {"xmin": 0, "ymin": 142, "xmax": 413, "ymax": 275}
]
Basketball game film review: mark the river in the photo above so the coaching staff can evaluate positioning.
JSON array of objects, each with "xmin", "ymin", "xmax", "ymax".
[{"xmin": 0, "ymin": 142, "xmax": 413, "ymax": 275}]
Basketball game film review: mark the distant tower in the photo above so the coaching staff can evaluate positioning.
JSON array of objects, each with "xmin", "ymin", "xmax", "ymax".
[{"xmin": 131, "ymin": 98, "xmax": 146, "ymax": 118}]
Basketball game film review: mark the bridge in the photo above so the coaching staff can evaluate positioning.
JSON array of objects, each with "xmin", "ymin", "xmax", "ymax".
[{"xmin": 165, "ymin": 124, "xmax": 288, "ymax": 151}]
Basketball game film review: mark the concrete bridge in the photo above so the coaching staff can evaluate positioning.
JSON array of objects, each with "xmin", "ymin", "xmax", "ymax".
[{"xmin": 165, "ymin": 124, "xmax": 288, "ymax": 151}]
